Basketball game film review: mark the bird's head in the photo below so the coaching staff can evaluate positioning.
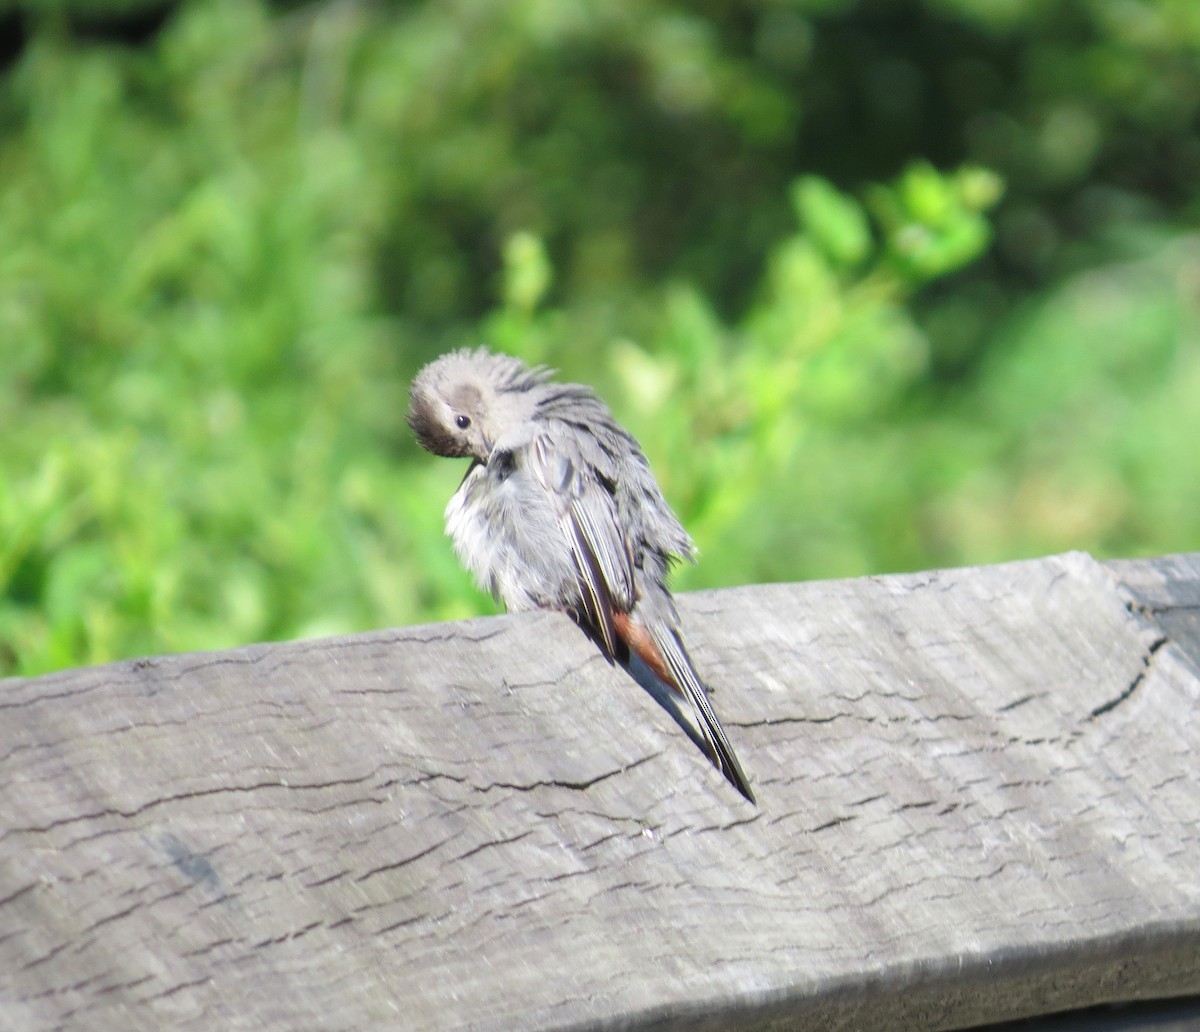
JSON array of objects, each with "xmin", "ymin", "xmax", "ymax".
[{"xmin": 407, "ymin": 348, "xmax": 549, "ymax": 463}]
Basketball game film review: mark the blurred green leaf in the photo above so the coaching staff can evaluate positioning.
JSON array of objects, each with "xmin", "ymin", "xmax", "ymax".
[
  {"xmin": 503, "ymin": 231, "xmax": 553, "ymax": 316},
  {"xmin": 790, "ymin": 176, "xmax": 872, "ymax": 270}
]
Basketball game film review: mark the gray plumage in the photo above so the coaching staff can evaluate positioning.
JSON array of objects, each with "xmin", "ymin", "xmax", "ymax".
[{"xmin": 407, "ymin": 347, "xmax": 754, "ymax": 803}]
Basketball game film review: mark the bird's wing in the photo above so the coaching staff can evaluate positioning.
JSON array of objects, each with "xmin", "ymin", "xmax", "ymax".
[{"xmin": 526, "ymin": 431, "xmax": 635, "ymax": 658}]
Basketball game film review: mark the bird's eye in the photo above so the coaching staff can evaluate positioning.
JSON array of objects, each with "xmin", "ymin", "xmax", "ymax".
[{"xmin": 455, "ymin": 414, "xmax": 471, "ymax": 429}]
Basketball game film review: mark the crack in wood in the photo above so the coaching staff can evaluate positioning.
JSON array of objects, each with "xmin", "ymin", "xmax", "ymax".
[
  {"xmin": 0, "ymin": 769, "xmax": 393, "ymax": 845},
  {"xmin": 1088, "ymin": 635, "xmax": 1168, "ymax": 720},
  {"xmin": 469, "ymin": 751, "xmax": 660, "ymax": 796}
]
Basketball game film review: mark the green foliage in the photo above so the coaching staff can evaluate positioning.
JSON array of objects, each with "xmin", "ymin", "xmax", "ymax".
[{"xmin": 0, "ymin": 0, "xmax": 1197, "ymax": 675}]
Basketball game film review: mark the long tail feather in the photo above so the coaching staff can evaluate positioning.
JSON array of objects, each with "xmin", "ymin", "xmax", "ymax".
[
  {"xmin": 613, "ymin": 612, "xmax": 754, "ymax": 803},
  {"xmin": 654, "ymin": 630, "xmax": 755, "ymax": 804}
]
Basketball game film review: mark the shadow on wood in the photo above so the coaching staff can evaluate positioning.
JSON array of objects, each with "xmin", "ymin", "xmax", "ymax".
[{"xmin": 3, "ymin": 552, "xmax": 1200, "ymax": 1031}]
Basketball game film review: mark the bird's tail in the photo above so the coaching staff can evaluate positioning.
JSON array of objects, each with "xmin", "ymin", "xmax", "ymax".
[{"xmin": 620, "ymin": 616, "xmax": 754, "ymax": 804}]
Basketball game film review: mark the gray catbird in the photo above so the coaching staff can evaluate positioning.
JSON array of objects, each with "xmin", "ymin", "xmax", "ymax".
[{"xmin": 407, "ymin": 348, "xmax": 754, "ymax": 803}]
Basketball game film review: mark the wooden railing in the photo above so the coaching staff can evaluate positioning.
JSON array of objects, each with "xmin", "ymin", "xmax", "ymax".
[{"xmin": 3, "ymin": 552, "xmax": 1198, "ymax": 1031}]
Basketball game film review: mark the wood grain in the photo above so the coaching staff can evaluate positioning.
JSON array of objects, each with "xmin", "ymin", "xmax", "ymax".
[{"xmin": 2, "ymin": 552, "xmax": 1198, "ymax": 1031}]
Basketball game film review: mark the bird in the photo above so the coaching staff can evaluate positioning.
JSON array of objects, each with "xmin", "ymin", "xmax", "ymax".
[{"xmin": 407, "ymin": 347, "xmax": 754, "ymax": 803}]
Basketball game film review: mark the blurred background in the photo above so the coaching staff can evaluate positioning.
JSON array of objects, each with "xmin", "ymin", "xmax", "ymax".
[{"xmin": 1, "ymin": 0, "xmax": 1198, "ymax": 675}]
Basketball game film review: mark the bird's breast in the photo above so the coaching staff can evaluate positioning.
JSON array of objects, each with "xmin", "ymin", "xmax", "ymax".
[{"xmin": 444, "ymin": 460, "xmax": 575, "ymax": 612}]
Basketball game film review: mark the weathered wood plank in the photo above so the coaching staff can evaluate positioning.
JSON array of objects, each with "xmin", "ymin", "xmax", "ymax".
[{"xmin": 2, "ymin": 552, "xmax": 1198, "ymax": 1031}]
